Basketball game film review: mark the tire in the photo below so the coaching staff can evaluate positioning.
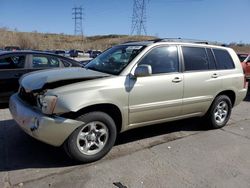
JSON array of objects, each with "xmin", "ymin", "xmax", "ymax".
[
  {"xmin": 64, "ymin": 111, "xmax": 117, "ymax": 163},
  {"xmin": 204, "ymin": 95, "xmax": 232, "ymax": 129}
]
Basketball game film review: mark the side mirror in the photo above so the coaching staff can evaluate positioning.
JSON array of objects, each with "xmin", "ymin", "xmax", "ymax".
[{"xmin": 134, "ymin": 64, "xmax": 152, "ymax": 77}]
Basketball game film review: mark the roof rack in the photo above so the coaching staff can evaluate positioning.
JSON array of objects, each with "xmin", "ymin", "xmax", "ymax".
[
  {"xmin": 121, "ymin": 38, "xmax": 223, "ymax": 46},
  {"xmin": 151, "ymin": 38, "xmax": 210, "ymax": 44},
  {"xmin": 121, "ymin": 40, "xmax": 141, "ymax": 44}
]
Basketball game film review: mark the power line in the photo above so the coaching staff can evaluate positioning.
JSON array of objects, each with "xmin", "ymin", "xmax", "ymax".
[
  {"xmin": 131, "ymin": 0, "xmax": 148, "ymax": 36},
  {"xmin": 130, "ymin": 0, "xmax": 203, "ymax": 36},
  {"xmin": 72, "ymin": 6, "xmax": 84, "ymax": 37}
]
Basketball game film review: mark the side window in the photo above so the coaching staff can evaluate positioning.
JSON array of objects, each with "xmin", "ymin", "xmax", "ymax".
[
  {"xmin": 138, "ymin": 46, "xmax": 179, "ymax": 74},
  {"xmin": 32, "ymin": 55, "xmax": 60, "ymax": 68},
  {"xmin": 182, "ymin": 46, "xmax": 209, "ymax": 71},
  {"xmin": 0, "ymin": 55, "xmax": 25, "ymax": 69},
  {"xmin": 32, "ymin": 56, "xmax": 49, "ymax": 68},
  {"xmin": 213, "ymin": 49, "xmax": 235, "ymax": 70},
  {"xmin": 49, "ymin": 57, "xmax": 60, "ymax": 67}
]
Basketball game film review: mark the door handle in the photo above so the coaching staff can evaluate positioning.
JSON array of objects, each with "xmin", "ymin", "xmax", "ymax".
[
  {"xmin": 211, "ymin": 73, "xmax": 218, "ymax": 78},
  {"xmin": 172, "ymin": 77, "xmax": 182, "ymax": 83}
]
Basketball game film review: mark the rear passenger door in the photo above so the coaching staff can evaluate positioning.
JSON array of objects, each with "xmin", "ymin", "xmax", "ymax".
[
  {"xmin": 181, "ymin": 46, "xmax": 221, "ymax": 115},
  {"xmin": 212, "ymin": 48, "xmax": 236, "ymax": 88}
]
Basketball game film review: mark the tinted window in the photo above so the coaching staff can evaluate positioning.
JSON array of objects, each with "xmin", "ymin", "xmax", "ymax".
[
  {"xmin": 0, "ymin": 55, "xmax": 25, "ymax": 69},
  {"xmin": 32, "ymin": 55, "xmax": 59, "ymax": 68},
  {"xmin": 213, "ymin": 49, "xmax": 235, "ymax": 69},
  {"xmin": 182, "ymin": 47, "xmax": 209, "ymax": 71},
  {"xmin": 138, "ymin": 46, "xmax": 179, "ymax": 74}
]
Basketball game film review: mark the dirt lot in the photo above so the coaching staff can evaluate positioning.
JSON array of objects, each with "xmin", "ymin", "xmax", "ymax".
[{"xmin": 0, "ymin": 88, "xmax": 250, "ymax": 188}]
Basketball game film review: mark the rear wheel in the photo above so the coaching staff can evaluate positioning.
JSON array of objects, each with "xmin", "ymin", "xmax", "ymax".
[
  {"xmin": 205, "ymin": 95, "xmax": 232, "ymax": 129},
  {"xmin": 64, "ymin": 111, "xmax": 117, "ymax": 163}
]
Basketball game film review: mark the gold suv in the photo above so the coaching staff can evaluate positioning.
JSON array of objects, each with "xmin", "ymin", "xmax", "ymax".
[{"xmin": 9, "ymin": 39, "xmax": 247, "ymax": 163}]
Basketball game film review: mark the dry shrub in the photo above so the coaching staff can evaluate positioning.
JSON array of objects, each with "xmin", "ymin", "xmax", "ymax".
[
  {"xmin": 230, "ymin": 45, "xmax": 250, "ymax": 53},
  {"xmin": 0, "ymin": 28, "xmax": 249, "ymax": 53},
  {"xmin": 17, "ymin": 33, "xmax": 39, "ymax": 49}
]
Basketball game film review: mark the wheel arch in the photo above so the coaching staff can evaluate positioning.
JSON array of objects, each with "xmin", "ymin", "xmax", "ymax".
[
  {"xmin": 215, "ymin": 90, "xmax": 236, "ymax": 107},
  {"xmin": 61, "ymin": 103, "xmax": 123, "ymax": 133}
]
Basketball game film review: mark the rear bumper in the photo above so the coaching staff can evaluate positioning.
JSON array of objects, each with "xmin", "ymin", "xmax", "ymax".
[
  {"xmin": 235, "ymin": 88, "xmax": 248, "ymax": 106},
  {"xmin": 9, "ymin": 94, "xmax": 83, "ymax": 146}
]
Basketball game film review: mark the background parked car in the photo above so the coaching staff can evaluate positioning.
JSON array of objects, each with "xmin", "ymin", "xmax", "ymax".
[
  {"xmin": 68, "ymin": 49, "xmax": 78, "ymax": 58},
  {"xmin": 79, "ymin": 58, "xmax": 92, "ymax": 66},
  {"xmin": 237, "ymin": 53, "xmax": 250, "ymax": 80},
  {"xmin": 0, "ymin": 50, "xmax": 81, "ymax": 103},
  {"xmin": 53, "ymin": 50, "xmax": 66, "ymax": 56},
  {"xmin": 4, "ymin": 46, "xmax": 21, "ymax": 51},
  {"xmin": 89, "ymin": 50, "xmax": 102, "ymax": 58}
]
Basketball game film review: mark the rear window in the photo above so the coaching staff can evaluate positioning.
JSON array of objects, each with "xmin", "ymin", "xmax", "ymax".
[
  {"xmin": 213, "ymin": 49, "xmax": 235, "ymax": 70},
  {"xmin": 61, "ymin": 59, "xmax": 71, "ymax": 67}
]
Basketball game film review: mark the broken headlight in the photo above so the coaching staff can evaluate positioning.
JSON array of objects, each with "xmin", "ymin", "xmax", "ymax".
[{"xmin": 37, "ymin": 95, "xmax": 57, "ymax": 114}]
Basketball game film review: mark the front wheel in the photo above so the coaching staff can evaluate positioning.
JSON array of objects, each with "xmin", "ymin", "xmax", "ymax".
[
  {"xmin": 64, "ymin": 111, "xmax": 117, "ymax": 163},
  {"xmin": 205, "ymin": 95, "xmax": 232, "ymax": 129}
]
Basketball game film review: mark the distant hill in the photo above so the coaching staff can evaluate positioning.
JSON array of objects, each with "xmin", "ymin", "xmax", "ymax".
[{"xmin": 0, "ymin": 28, "xmax": 249, "ymax": 53}]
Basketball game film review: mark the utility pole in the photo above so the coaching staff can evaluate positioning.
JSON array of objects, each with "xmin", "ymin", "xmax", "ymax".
[
  {"xmin": 131, "ymin": 0, "xmax": 147, "ymax": 36},
  {"xmin": 72, "ymin": 6, "xmax": 84, "ymax": 38}
]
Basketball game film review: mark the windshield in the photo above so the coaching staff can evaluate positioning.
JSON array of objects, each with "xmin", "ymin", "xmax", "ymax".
[
  {"xmin": 85, "ymin": 45, "xmax": 146, "ymax": 75},
  {"xmin": 237, "ymin": 54, "xmax": 248, "ymax": 62}
]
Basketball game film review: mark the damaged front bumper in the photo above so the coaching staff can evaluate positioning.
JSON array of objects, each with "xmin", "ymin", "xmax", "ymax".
[{"xmin": 9, "ymin": 94, "xmax": 83, "ymax": 146}]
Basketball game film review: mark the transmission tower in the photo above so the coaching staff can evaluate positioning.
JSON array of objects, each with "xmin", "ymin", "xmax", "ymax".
[
  {"xmin": 131, "ymin": 0, "xmax": 147, "ymax": 36},
  {"xmin": 72, "ymin": 6, "xmax": 83, "ymax": 37}
]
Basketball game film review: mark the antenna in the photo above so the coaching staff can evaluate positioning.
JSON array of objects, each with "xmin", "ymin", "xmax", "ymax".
[
  {"xmin": 72, "ymin": 6, "xmax": 84, "ymax": 38},
  {"xmin": 131, "ymin": 0, "xmax": 148, "ymax": 36}
]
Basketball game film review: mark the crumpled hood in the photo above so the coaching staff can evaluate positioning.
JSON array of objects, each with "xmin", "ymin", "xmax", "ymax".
[{"xmin": 20, "ymin": 67, "xmax": 110, "ymax": 92}]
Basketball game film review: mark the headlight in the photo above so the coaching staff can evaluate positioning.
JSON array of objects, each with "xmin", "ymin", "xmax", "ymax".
[{"xmin": 37, "ymin": 95, "xmax": 57, "ymax": 114}]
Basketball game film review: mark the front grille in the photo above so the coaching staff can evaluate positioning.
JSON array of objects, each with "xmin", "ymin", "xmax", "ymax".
[{"xmin": 18, "ymin": 87, "xmax": 37, "ymax": 106}]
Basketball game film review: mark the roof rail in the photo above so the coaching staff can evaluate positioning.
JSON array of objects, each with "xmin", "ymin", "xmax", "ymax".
[
  {"xmin": 151, "ymin": 38, "xmax": 210, "ymax": 44},
  {"xmin": 121, "ymin": 40, "xmax": 140, "ymax": 44}
]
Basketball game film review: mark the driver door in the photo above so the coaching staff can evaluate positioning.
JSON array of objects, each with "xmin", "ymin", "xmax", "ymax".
[{"xmin": 128, "ymin": 46, "xmax": 183, "ymax": 126}]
